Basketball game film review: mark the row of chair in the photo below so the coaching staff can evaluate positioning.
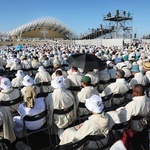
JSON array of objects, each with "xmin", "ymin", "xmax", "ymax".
[{"xmin": 50, "ymin": 115, "xmax": 147, "ymax": 150}]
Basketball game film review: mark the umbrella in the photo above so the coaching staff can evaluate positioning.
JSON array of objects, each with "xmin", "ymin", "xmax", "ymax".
[
  {"xmin": 66, "ymin": 53, "xmax": 104, "ymax": 70},
  {"xmin": 15, "ymin": 44, "xmax": 23, "ymax": 51}
]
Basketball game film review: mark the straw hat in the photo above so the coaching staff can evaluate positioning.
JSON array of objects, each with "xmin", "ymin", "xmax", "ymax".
[
  {"xmin": 143, "ymin": 62, "xmax": 150, "ymax": 71},
  {"xmin": 85, "ymin": 95, "xmax": 104, "ymax": 113}
]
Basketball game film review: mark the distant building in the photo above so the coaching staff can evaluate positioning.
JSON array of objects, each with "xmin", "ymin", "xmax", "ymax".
[{"xmin": 4, "ymin": 17, "xmax": 77, "ymax": 39}]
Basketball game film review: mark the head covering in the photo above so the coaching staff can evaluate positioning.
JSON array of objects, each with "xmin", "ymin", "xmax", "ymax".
[
  {"xmin": 120, "ymin": 62, "xmax": 127, "ymax": 69},
  {"xmin": 106, "ymin": 61, "xmax": 111, "ymax": 65},
  {"xmin": 143, "ymin": 62, "xmax": 150, "ymax": 71},
  {"xmin": 15, "ymin": 70, "xmax": 25, "ymax": 77},
  {"xmin": 13, "ymin": 58, "xmax": 19, "ymax": 64},
  {"xmin": 85, "ymin": 95, "xmax": 104, "ymax": 113},
  {"xmin": 53, "ymin": 63, "xmax": 61, "ymax": 69},
  {"xmin": 115, "ymin": 58, "xmax": 122, "ymax": 63},
  {"xmin": 0, "ymin": 78, "xmax": 12, "ymax": 89},
  {"xmin": 81, "ymin": 76, "xmax": 91, "ymax": 84},
  {"xmin": 123, "ymin": 55, "xmax": 128, "ymax": 61},
  {"xmin": 137, "ymin": 60, "xmax": 143, "ymax": 66},
  {"xmin": 38, "ymin": 66, "xmax": 46, "ymax": 72},
  {"xmin": 24, "ymin": 86, "xmax": 36, "ymax": 108},
  {"xmin": 51, "ymin": 76, "xmax": 65, "ymax": 89},
  {"xmin": 22, "ymin": 75, "xmax": 34, "ymax": 87},
  {"xmin": 130, "ymin": 65, "xmax": 140, "ymax": 73}
]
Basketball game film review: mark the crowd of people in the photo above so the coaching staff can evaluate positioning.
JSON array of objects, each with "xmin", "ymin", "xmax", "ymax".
[{"xmin": 0, "ymin": 41, "xmax": 150, "ymax": 149}]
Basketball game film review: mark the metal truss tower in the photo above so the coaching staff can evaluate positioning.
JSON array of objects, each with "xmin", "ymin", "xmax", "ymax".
[{"xmin": 103, "ymin": 10, "xmax": 133, "ymax": 39}]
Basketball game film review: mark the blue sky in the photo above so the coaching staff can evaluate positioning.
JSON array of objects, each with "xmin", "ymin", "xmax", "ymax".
[{"xmin": 0, "ymin": 0, "xmax": 149, "ymax": 38}]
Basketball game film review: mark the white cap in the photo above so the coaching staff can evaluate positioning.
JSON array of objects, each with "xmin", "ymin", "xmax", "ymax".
[
  {"xmin": 38, "ymin": 66, "xmax": 46, "ymax": 72},
  {"xmin": 22, "ymin": 75, "xmax": 34, "ymax": 86},
  {"xmin": 0, "ymin": 78, "xmax": 12, "ymax": 89},
  {"xmin": 15, "ymin": 70, "xmax": 25, "ymax": 77},
  {"xmin": 51, "ymin": 76, "xmax": 65, "ymax": 89},
  {"xmin": 85, "ymin": 95, "xmax": 104, "ymax": 113}
]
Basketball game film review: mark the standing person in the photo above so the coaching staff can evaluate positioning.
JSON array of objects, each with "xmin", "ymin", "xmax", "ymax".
[{"xmin": 13, "ymin": 86, "xmax": 46, "ymax": 138}]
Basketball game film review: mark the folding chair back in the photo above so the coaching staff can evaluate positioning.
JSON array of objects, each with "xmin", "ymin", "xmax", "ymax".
[
  {"xmin": 53, "ymin": 104, "xmax": 75, "ymax": 144},
  {"xmin": 23, "ymin": 109, "xmax": 51, "ymax": 150},
  {"xmin": 52, "ymin": 136, "xmax": 87, "ymax": 150},
  {"xmin": 102, "ymin": 94, "xmax": 113, "ymax": 112},
  {"xmin": 87, "ymin": 134, "xmax": 111, "ymax": 149},
  {"xmin": 0, "ymin": 96, "xmax": 21, "ymax": 106},
  {"xmin": 111, "ymin": 121, "xmax": 130, "ymax": 130},
  {"xmin": 110, "ymin": 121, "xmax": 131, "ymax": 142},
  {"xmin": 36, "ymin": 92, "xmax": 50, "ymax": 98}
]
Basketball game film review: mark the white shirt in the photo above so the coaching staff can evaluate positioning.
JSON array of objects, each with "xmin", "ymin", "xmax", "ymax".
[{"xmin": 17, "ymin": 97, "xmax": 46, "ymax": 130}]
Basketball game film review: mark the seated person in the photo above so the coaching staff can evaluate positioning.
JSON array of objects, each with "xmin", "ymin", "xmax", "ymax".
[
  {"xmin": 55, "ymin": 70, "xmax": 70, "ymax": 89},
  {"xmin": 59, "ymin": 95, "xmax": 109, "ymax": 149},
  {"xmin": 129, "ymin": 65, "xmax": 149, "ymax": 88},
  {"xmin": 11, "ymin": 70, "xmax": 25, "ymax": 88},
  {"xmin": 117, "ymin": 84, "xmax": 150, "ymax": 132},
  {"xmin": 0, "ymin": 77, "xmax": 21, "ymax": 113},
  {"xmin": 100, "ymin": 70, "xmax": 130, "ymax": 106},
  {"xmin": 0, "ymin": 107, "xmax": 16, "ymax": 143},
  {"xmin": 34, "ymin": 66, "xmax": 52, "ymax": 93},
  {"xmin": 21, "ymin": 75, "xmax": 40, "ymax": 96},
  {"xmin": 45, "ymin": 76, "xmax": 76, "ymax": 134},
  {"xmin": 110, "ymin": 140, "xmax": 127, "ymax": 150},
  {"xmin": 76, "ymin": 76, "xmax": 100, "ymax": 116},
  {"xmin": 13, "ymin": 86, "xmax": 46, "ymax": 138},
  {"xmin": 67, "ymin": 66, "xmax": 83, "ymax": 96}
]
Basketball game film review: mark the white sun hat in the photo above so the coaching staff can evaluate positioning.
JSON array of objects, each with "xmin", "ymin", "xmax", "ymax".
[
  {"xmin": 22, "ymin": 75, "xmax": 34, "ymax": 87},
  {"xmin": 85, "ymin": 95, "xmax": 104, "ymax": 113},
  {"xmin": 51, "ymin": 76, "xmax": 65, "ymax": 89},
  {"xmin": 38, "ymin": 66, "xmax": 46, "ymax": 72},
  {"xmin": 15, "ymin": 70, "xmax": 25, "ymax": 77},
  {"xmin": 0, "ymin": 78, "xmax": 12, "ymax": 89}
]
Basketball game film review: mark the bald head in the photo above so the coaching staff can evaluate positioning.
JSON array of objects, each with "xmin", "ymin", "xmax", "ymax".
[{"xmin": 133, "ymin": 84, "xmax": 145, "ymax": 96}]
